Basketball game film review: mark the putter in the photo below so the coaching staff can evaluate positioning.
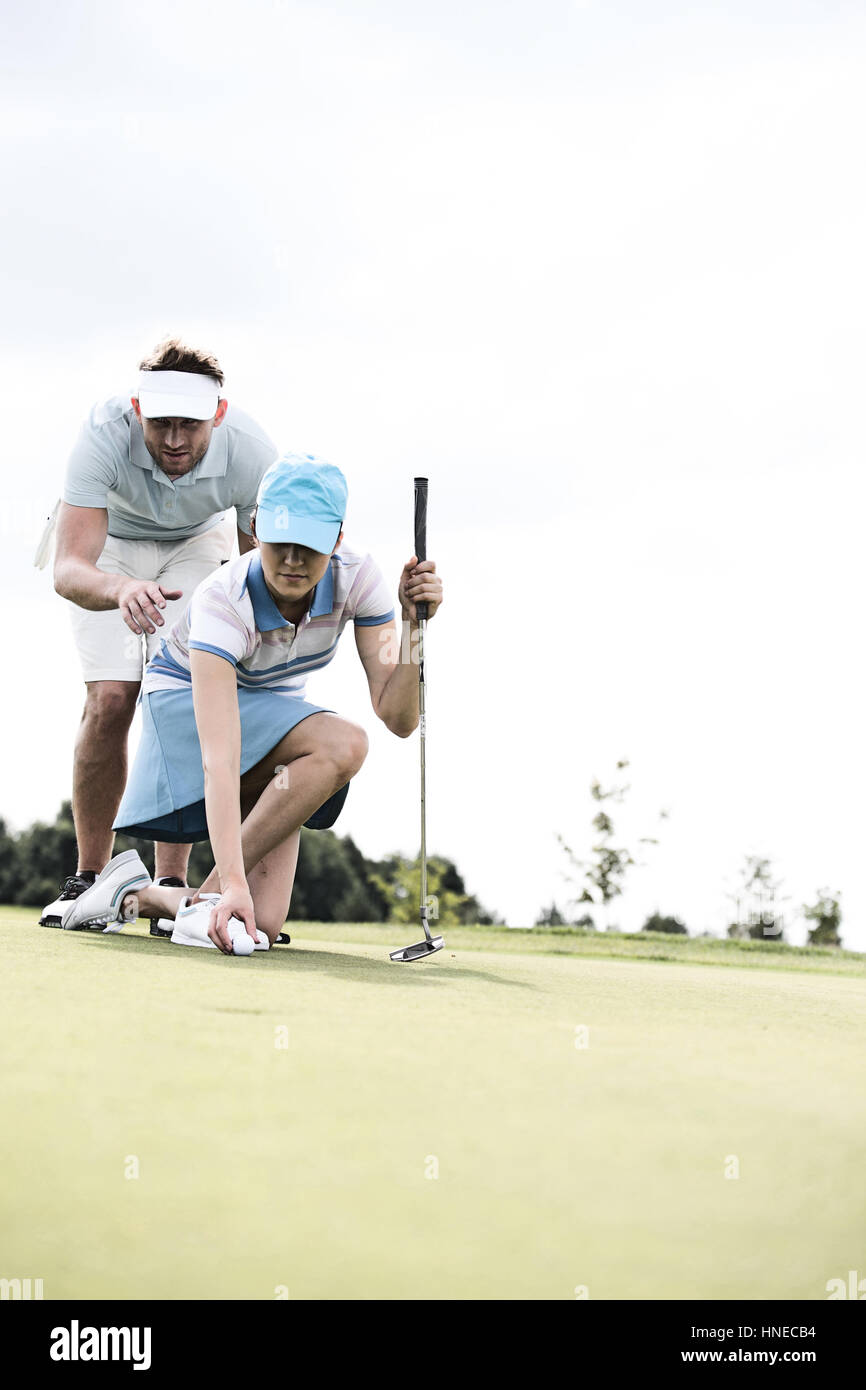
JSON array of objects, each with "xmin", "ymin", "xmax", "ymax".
[{"xmin": 390, "ymin": 477, "xmax": 444, "ymax": 964}]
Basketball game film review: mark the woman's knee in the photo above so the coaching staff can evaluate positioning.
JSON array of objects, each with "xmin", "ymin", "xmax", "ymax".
[
  {"xmin": 335, "ymin": 721, "xmax": 368, "ymax": 778},
  {"xmin": 255, "ymin": 917, "xmax": 284, "ymax": 945}
]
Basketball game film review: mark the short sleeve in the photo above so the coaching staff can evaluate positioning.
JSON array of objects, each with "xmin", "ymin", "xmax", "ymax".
[
  {"xmin": 348, "ymin": 554, "xmax": 396, "ymax": 627},
  {"xmin": 63, "ymin": 413, "xmax": 120, "ymax": 510},
  {"xmin": 187, "ymin": 583, "xmax": 253, "ymax": 667},
  {"xmin": 227, "ymin": 413, "xmax": 278, "ymax": 536}
]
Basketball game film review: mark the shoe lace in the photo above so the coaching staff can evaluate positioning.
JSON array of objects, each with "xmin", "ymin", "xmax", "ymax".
[{"xmin": 59, "ymin": 874, "xmax": 92, "ymax": 898}]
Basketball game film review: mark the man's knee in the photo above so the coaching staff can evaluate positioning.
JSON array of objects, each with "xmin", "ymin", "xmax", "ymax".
[{"xmin": 82, "ymin": 681, "xmax": 139, "ymax": 731}]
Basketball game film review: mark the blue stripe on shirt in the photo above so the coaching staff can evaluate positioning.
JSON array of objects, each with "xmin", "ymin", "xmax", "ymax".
[
  {"xmin": 188, "ymin": 641, "xmax": 240, "ymax": 666},
  {"xmin": 353, "ymin": 609, "xmax": 395, "ymax": 627},
  {"xmin": 235, "ymin": 636, "xmax": 340, "ymax": 681}
]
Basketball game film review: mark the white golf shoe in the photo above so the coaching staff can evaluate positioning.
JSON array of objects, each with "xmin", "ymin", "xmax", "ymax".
[
  {"xmin": 39, "ymin": 872, "xmax": 97, "ymax": 927},
  {"xmin": 170, "ymin": 894, "xmax": 269, "ymax": 955},
  {"xmin": 60, "ymin": 851, "xmax": 151, "ymax": 932}
]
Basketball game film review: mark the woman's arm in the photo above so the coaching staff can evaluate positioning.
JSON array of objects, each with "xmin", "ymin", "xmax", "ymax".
[
  {"xmin": 355, "ymin": 556, "xmax": 443, "ymax": 737},
  {"xmin": 189, "ymin": 648, "xmax": 257, "ymax": 951}
]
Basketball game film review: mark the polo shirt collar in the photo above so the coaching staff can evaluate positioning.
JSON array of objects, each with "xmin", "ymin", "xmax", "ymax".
[
  {"xmin": 129, "ymin": 414, "xmax": 228, "ymax": 487},
  {"xmin": 246, "ymin": 552, "xmax": 290, "ymax": 630},
  {"xmin": 245, "ymin": 553, "xmax": 335, "ymax": 630},
  {"xmin": 309, "ymin": 562, "xmax": 334, "ymax": 617}
]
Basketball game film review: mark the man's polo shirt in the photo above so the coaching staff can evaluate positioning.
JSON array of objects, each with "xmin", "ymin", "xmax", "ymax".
[
  {"xmin": 144, "ymin": 548, "xmax": 395, "ymax": 699},
  {"xmin": 63, "ymin": 396, "xmax": 277, "ymax": 540}
]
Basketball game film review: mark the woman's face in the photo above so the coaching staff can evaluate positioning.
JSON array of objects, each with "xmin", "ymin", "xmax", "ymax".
[{"xmin": 258, "ymin": 538, "xmax": 336, "ymax": 607}]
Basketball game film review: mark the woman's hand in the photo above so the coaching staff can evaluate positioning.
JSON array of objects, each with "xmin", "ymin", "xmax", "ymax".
[
  {"xmin": 208, "ymin": 879, "xmax": 257, "ymax": 955},
  {"xmin": 399, "ymin": 556, "xmax": 443, "ymax": 621}
]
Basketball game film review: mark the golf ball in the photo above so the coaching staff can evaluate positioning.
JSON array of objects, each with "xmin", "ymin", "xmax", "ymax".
[{"xmin": 228, "ymin": 921, "xmax": 255, "ymax": 956}]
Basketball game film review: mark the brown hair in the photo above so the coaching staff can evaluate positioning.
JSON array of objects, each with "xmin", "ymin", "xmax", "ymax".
[{"xmin": 138, "ymin": 337, "xmax": 225, "ymax": 387}]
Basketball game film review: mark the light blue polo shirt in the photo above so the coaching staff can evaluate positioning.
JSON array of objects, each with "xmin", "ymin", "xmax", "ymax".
[{"xmin": 63, "ymin": 395, "xmax": 277, "ymax": 540}]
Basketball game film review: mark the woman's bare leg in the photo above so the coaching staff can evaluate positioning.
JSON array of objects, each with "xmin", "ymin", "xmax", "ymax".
[
  {"xmin": 194, "ymin": 712, "xmax": 367, "ymax": 896},
  {"xmin": 245, "ymin": 833, "xmax": 300, "ymax": 943},
  {"xmin": 134, "ymin": 883, "xmax": 190, "ymax": 921}
]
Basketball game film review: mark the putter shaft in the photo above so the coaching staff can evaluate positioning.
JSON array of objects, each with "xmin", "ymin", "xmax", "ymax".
[{"xmin": 418, "ymin": 614, "xmax": 429, "ymax": 940}]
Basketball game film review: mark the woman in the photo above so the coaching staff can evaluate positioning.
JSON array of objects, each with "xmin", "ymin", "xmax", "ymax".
[{"xmin": 60, "ymin": 454, "xmax": 443, "ymax": 954}]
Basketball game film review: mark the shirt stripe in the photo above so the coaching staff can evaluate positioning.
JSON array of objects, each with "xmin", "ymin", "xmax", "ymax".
[{"xmin": 142, "ymin": 545, "xmax": 395, "ymax": 698}]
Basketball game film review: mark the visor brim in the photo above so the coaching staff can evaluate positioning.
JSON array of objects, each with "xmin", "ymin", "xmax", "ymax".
[
  {"xmin": 137, "ymin": 392, "xmax": 219, "ymax": 421},
  {"xmin": 254, "ymin": 508, "xmax": 341, "ymax": 553}
]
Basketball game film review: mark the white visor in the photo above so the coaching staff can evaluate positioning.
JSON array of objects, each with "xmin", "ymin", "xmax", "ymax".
[{"xmin": 136, "ymin": 369, "xmax": 220, "ymax": 420}]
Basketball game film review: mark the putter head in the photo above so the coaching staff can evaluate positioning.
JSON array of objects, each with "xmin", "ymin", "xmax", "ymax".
[{"xmin": 389, "ymin": 935, "xmax": 444, "ymax": 963}]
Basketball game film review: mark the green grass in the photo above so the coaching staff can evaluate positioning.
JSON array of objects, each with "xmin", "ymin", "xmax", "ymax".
[
  {"xmin": 2, "ymin": 904, "xmax": 864, "ymax": 1299},
  {"xmin": 296, "ymin": 920, "xmax": 866, "ymax": 975}
]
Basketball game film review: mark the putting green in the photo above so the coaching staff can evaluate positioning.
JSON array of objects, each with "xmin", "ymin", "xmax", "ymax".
[{"xmin": 1, "ymin": 908, "xmax": 863, "ymax": 1300}]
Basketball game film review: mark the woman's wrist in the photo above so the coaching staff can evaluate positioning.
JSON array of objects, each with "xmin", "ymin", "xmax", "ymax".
[{"xmin": 219, "ymin": 870, "xmax": 248, "ymax": 893}]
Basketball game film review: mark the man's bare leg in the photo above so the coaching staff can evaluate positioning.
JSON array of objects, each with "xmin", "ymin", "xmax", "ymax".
[
  {"xmin": 153, "ymin": 843, "xmax": 192, "ymax": 882},
  {"xmin": 73, "ymin": 681, "xmax": 139, "ymax": 871}
]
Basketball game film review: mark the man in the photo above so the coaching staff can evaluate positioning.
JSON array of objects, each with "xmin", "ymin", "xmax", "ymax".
[{"xmin": 40, "ymin": 337, "xmax": 277, "ymax": 929}]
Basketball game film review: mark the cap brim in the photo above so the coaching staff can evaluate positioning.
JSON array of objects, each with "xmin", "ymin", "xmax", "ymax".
[
  {"xmin": 137, "ymin": 391, "xmax": 219, "ymax": 420},
  {"xmin": 255, "ymin": 508, "xmax": 341, "ymax": 553}
]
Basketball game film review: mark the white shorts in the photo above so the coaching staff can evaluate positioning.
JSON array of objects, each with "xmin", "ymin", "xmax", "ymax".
[{"xmin": 68, "ymin": 522, "xmax": 234, "ymax": 683}]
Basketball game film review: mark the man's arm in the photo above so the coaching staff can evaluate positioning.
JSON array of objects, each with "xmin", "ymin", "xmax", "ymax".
[
  {"xmin": 354, "ymin": 556, "xmax": 443, "ymax": 738},
  {"xmin": 53, "ymin": 502, "xmax": 114, "ymax": 608},
  {"xmin": 237, "ymin": 525, "xmax": 256, "ymax": 555},
  {"xmin": 53, "ymin": 502, "xmax": 182, "ymax": 635}
]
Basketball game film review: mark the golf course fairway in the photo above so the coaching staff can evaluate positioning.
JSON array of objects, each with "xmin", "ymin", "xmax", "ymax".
[{"xmin": 1, "ymin": 908, "xmax": 863, "ymax": 1301}]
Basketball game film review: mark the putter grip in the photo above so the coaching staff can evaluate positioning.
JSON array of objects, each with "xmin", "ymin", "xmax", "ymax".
[{"xmin": 414, "ymin": 477, "xmax": 428, "ymax": 620}]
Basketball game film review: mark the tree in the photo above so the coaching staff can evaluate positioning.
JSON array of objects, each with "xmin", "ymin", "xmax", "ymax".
[
  {"xmin": 535, "ymin": 902, "xmax": 568, "ymax": 926},
  {"xmin": 726, "ymin": 855, "xmax": 787, "ymax": 942},
  {"xmin": 642, "ymin": 912, "xmax": 688, "ymax": 935},
  {"xmin": 556, "ymin": 759, "xmax": 667, "ymax": 930},
  {"xmin": 0, "ymin": 818, "xmax": 19, "ymax": 903},
  {"xmin": 368, "ymin": 853, "xmax": 500, "ymax": 926},
  {"xmin": 8, "ymin": 803, "xmax": 495, "ymax": 926},
  {"xmin": 802, "ymin": 889, "xmax": 842, "ymax": 947},
  {"xmin": 534, "ymin": 904, "xmax": 595, "ymax": 929},
  {"xmin": 292, "ymin": 831, "xmax": 389, "ymax": 922},
  {"xmin": 12, "ymin": 801, "xmax": 79, "ymax": 906}
]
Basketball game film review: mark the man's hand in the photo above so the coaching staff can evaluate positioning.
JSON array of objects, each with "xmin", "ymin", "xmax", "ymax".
[
  {"xmin": 207, "ymin": 879, "xmax": 257, "ymax": 955},
  {"xmin": 117, "ymin": 578, "xmax": 183, "ymax": 635},
  {"xmin": 399, "ymin": 556, "xmax": 442, "ymax": 621}
]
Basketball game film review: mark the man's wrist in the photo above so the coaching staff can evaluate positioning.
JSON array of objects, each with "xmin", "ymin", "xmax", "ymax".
[{"xmin": 104, "ymin": 573, "xmax": 125, "ymax": 607}]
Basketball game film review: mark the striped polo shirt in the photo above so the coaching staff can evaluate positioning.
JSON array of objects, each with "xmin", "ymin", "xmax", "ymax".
[{"xmin": 143, "ymin": 546, "xmax": 395, "ymax": 697}]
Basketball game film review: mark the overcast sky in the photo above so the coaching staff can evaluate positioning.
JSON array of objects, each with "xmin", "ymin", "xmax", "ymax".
[{"xmin": 3, "ymin": 0, "xmax": 865, "ymax": 946}]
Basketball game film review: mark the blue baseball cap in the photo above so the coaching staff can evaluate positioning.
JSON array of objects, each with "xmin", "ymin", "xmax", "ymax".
[{"xmin": 255, "ymin": 453, "xmax": 347, "ymax": 553}]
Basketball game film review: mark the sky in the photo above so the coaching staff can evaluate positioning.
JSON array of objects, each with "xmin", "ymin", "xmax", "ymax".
[{"xmin": 2, "ymin": 0, "xmax": 865, "ymax": 946}]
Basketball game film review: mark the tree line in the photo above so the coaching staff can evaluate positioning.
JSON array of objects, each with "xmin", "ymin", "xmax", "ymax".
[
  {"xmin": 537, "ymin": 760, "xmax": 845, "ymax": 947},
  {"xmin": 0, "ymin": 802, "xmax": 500, "ymax": 926}
]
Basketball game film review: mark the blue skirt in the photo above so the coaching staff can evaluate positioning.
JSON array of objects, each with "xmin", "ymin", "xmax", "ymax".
[{"xmin": 114, "ymin": 687, "xmax": 340, "ymax": 843}]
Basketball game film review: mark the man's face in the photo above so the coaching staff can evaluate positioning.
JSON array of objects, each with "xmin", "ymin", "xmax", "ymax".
[
  {"xmin": 132, "ymin": 398, "xmax": 227, "ymax": 479},
  {"xmin": 259, "ymin": 537, "xmax": 340, "ymax": 609}
]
